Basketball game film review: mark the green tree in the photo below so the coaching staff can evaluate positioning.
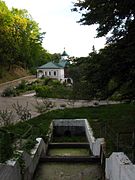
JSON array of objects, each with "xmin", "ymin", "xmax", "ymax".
[
  {"xmin": 73, "ymin": 0, "xmax": 135, "ymax": 42},
  {"xmin": 72, "ymin": 0, "xmax": 135, "ymax": 100}
]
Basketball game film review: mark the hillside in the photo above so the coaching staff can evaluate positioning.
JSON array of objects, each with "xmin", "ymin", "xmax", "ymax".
[{"xmin": 0, "ymin": 66, "xmax": 30, "ymax": 84}]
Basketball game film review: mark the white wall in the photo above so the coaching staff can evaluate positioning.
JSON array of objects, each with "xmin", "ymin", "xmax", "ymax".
[
  {"xmin": 84, "ymin": 119, "xmax": 105, "ymax": 156},
  {"xmin": 37, "ymin": 68, "xmax": 65, "ymax": 81},
  {"xmin": 58, "ymin": 69, "xmax": 64, "ymax": 80},
  {"xmin": 106, "ymin": 152, "xmax": 135, "ymax": 180}
]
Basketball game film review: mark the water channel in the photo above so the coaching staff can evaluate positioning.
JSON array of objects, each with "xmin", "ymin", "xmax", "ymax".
[{"xmin": 33, "ymin": 119, "xmax": 103, "ymax": 180}]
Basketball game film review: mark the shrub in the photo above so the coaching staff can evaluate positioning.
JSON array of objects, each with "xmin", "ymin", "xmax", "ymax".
[
  {"xmin": 12, "ymin": 102, "xmax": 31, "ymax": 122},
  {"xmin": 22, "ymin": 138, "xmax": 37, "ymax": 153},
  {"xmin": 43, "ymin": 77, "xmax": 51, "ymax": 85},
  {"xmin": 1, "ymin": 86, "xmax": 18, "ymax": 97},
  {"xmin": 0, "ymin": 109, "xmax": 13, "ymax": 126},
  {"xmin": 16, "ymin": 80, "xmax": 28, "ymax": 90},
  {"xmin": 48, "ymin": 79, "xmax": 61, "ymax": 86},
  {"xmin": 34, "ymin": 98, "xmax": 54, "ymax": 113},
  {"xmin": 35, "ymin": 86, "xmax": 52, "ymax": 98}
]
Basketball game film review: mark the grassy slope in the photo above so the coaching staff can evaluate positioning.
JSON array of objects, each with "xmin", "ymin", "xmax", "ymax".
[
  {"xmin": 4, "ymin": 103, "xmax": 135, "ymax": 155},
  {"xmin": 6, "ymin": 103, "xmax": 135, "ymax": 137}
]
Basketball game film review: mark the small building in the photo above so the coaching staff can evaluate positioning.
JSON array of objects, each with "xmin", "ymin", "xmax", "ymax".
[{"xmin": 37, "ymin": 49, "xmax": 73, "ymax": 84}]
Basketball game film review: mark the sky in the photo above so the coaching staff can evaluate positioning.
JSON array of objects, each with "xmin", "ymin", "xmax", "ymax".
[{"xmin": 4, "ymin": 0, "xmax": 106, "ymax": 57}]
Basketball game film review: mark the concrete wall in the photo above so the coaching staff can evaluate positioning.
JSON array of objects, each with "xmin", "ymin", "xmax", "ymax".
[
  {"xmin": 53, "ymin": 119, "xmax": 105, "ymax": 156},
  {"xmin": 0, "ymin": 161, "xmax": 21, "ymax": 180},
  {"xmin": 84, "ymin": 119, "xmax": 105, "ymax": 156},
  {"xmin": 106, "ymin": 152, "xmax": 135, "ymax": 180},
  {"xmin": 53, "ymin": 119, "xmax": 86, "ymax": 136},
  {"xmin": 0, "ymin": 138, "xmax": 46, "ymax": 180}
]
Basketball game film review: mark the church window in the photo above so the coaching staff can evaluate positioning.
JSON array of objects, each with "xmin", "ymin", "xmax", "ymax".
[
  {"xmin": 49, "ymin": 71, "xmax": 51, "ymax": 76},
  {"xmin": 54, "ymin": 71, "xmax": 56, "ymax": 76}
]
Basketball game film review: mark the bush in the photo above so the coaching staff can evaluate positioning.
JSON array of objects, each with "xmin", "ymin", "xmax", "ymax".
[
  {"xmin": 16, "ymin": 80, "xmax": 28, "ymax": 90},
  {"xmin": 34, "ymin": 98, "xmax": 55, "ymax": 113},
  {"xmin": 1, "ymin": 86, "xmax": 18, "ymax": 97},
  {"xmin": 48, "ymin": 79, "xmax": 61, "ymax": 86},
  {"xmin": 35, "ymin": 86, "xmax": 52, "ymax": 98},
  {"xmin": 22, "ymin": 138, "xmax": 37, "ymax": 153},
  {"xmin": 12, "ymin": 102, "xmax": 31, "ymax": 122},
  {"xmin": 43, "ymin": 77, "xmax": 51, "ymax": 85},
  {"xmin": 0, "ymin": 109, "xmax": 13, "ymax": 126}
]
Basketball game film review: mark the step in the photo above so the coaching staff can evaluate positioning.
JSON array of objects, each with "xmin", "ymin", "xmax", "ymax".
[
  {"xmin": 40, "ymin": 155, "xmax": 100, "ymax": 163},
  {"xmin": 48, "ymin": 142, "xmax": 90, "ymax": 148}
]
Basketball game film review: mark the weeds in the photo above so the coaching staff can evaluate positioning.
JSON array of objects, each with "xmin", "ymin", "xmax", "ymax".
[
  {"xmin": 0, "ymin": 109, "xmax": 13, "ymax": 126},
  {"xmin": 12, "ymin": 102, "xmax": 31, "ymax": 121},
  {"xmin": 34, "ymin": 98, "xmax": 55, "ymax": 113}
]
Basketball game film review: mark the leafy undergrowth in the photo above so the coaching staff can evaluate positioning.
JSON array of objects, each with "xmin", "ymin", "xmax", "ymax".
[
  {"xmin": 1, "ymin": 103, "xmax": 135, "ymax": 161},
  {"xmin": 1, "ymin": 77, "xmax": 72, "ymax": 98}
]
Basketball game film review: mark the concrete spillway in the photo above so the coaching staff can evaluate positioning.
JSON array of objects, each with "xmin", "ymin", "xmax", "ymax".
[{"xmin": 33, "ymin": 119, "xmax": 104, "ymax": 180}]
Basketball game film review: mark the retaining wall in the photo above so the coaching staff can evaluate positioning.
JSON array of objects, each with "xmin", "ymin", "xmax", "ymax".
[
  {"xmin": 0, "ymin": 138, "xmax": 46, "ymax": 180},
  {"xmin": 84, "ymin": 119, "xmax": 104, "ymax": 156}
]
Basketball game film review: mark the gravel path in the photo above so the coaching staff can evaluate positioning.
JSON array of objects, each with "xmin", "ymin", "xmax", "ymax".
[
  {"xmin": 0, "ymin": 93, "xmax": 120, "ymax": 125},
  {"xmin": 0, "ymin": 77, "xmax": 121, "ymax": 125}
]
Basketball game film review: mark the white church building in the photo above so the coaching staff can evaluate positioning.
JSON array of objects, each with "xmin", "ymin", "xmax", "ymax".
[{"xmin": 37, "ymin": 49, "xmax": 73, "ymax": 84}]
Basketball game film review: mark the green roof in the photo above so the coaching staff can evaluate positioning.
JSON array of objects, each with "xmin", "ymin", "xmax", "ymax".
[
  {"xmin": 58, "ymin": 60, "xmax": 70, "ymax": 67},
  {"xmin": 38, "ymin": 60, "xmax": 70, "ymax": 70},
  {"xmin": 37, "ymin": 62, "xmax": 62, "ymax": 69}
]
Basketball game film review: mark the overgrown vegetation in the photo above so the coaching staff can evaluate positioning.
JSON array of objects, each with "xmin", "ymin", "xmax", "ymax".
[
  {"xmin": 69, "ymin": 1, "xmax": 135, "ymax": 101},
  {"xmin": 1, "ymin": 78, "xmax": 73, "ymax": 99}
]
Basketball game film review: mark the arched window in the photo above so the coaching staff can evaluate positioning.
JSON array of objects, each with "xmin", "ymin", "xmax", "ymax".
[{"xmin": 54, "ymin": 71, "xmax": 56, "ymax": 76}]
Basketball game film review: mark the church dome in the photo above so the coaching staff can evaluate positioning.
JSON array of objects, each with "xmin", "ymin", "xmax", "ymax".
[{"xmin": 61, "ymin": 48, "xmax": 69, "ymax": 57}]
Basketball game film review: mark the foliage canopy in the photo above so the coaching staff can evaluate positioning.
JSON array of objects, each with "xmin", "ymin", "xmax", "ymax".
[{"xmin": 71, "ymin": 0, "xmax": 135, "ymax": 100}]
